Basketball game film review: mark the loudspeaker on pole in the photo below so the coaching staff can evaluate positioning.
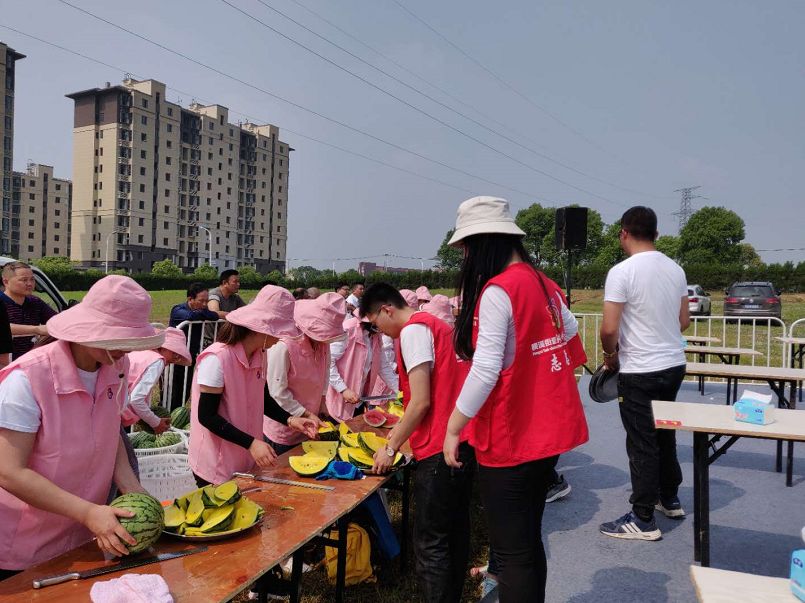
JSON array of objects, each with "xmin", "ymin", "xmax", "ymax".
[{"xmin": 555, "ymin": 207, "xmax": 589, "ymax": 251}]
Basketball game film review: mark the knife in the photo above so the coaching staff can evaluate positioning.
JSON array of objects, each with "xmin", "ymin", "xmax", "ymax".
[
  {"xmin": 232, "ymin": 472, "xmax": 335, "ymax": 491},
  {"xmin": 33, "ymin": 546, "xmax": 208, "ymax": 589},
  {"xmin": 358, "ymin": 394, "xmax": 397, "ymax": 404}
]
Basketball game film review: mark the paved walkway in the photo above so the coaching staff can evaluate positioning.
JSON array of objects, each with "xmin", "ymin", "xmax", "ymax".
[{"xmin": 541, "ymin": 378, "xmax": 804, "ymax": 602}]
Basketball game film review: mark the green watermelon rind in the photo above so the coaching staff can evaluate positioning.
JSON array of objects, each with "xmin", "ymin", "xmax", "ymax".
[{"xmin": 110, "ymin": 493, "xmax": 165, "ymax": 553}]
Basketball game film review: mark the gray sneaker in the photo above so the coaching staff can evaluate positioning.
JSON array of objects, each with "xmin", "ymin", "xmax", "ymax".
[{"xmin": 545, "ymin": 474, "xmax": 571, "ymax": 503}]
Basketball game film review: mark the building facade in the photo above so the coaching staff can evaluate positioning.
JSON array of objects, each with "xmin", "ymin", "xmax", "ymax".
[
  {"xmin": 67, "ymin": 77, "xmax": 289, "ymax": 273},
  {"xmin": 0, "ymin": 42, "xmax": 25, "ymax": 257},
  {"xmin": 358, "ymin": 261, "xmax": 414, "ymax": 277},
  {"xmin": 11, "ymin": 163, "xmax": 72, "ymax": 262}
]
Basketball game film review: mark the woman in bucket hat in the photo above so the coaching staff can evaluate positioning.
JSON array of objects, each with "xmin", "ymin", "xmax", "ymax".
[
  {"xmin": 442, "ymin": 196, "xmax": 589, "ymax": 603},
  {"xmin": 264, "ymin": 293, "xmax": 348, "ymax": 454},
  {"xmin": 188, "ymin": 285, "xmax": 319, "ymax": 487},
  {"xmin": 0, "ymin": 276, "xmax": 164, "ymax": 577}
]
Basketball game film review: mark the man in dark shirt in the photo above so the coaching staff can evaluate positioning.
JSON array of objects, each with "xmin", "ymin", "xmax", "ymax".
[
  {"xmin": 207, "ymin": 270, "xmax": 246, "ymax": 318},
  {"xmin": 169, "ymin": 282, "xmax": 219, "ymax": 410},
  {"xmin": 0, "ymin": 262, "xmax": 57, "ymax": 359},
  {"xmin": 0, "ymin": 303, "xmax": 12, "ymax": 368}
]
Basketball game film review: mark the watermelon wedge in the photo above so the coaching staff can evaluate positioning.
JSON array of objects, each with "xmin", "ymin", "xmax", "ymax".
[{"xmin": 363, "ymin": 409, "xmax": 386, "ymax": 428}]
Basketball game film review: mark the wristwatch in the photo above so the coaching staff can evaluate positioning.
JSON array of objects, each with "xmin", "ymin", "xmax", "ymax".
[{"xmin": 385, "ymin": 444, "xmax": 396, "ymax": 458}]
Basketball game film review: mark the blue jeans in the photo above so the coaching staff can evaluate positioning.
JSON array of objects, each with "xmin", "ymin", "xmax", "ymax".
[{"xmin": 618, "ymin": 364, "xmax": 686, "ymax": 519}]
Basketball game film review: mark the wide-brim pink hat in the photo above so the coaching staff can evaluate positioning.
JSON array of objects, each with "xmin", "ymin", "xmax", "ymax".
[
  {"xmin": 226, "ymin": 285, "xmax": 301, "ymax": 339},
  {"xmin": 295, "ymin": 292, "xmax": 347, "ymax": 342},
  {"xmin": 449, "ymin": 295, "xmax": 461, "ymax": 309},
  {"xmin": 46, "ymin": 275, "xmax": 164, "ymax": 351},
  {"xmin": 399, "ymin": 289, "xmax": 418, "ymax": 309},
  {"xmin": 160, "ymin": 326, "xmax": 192, "ymax": 366},
  {"xmin": 422, "ymin": 294, "xmax": 455, "ymax": 325},
  {"xmin": 415, "ymin": 286, "xmax": 432, "ymax": 302}
]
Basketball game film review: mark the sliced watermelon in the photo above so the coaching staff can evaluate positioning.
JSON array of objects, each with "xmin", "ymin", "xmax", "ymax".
[
  {"xmin": 363, "ymin": 409, "xmax": 386, "ymax": 428},
  {"xmin": 379, "ymin": 411, "xmax": 400, "ymax": 426}
]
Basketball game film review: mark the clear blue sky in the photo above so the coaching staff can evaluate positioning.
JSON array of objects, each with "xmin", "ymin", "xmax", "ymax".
[{"xmin": 3, "ymin": 0, "xmax": 803, "ymax": 270}]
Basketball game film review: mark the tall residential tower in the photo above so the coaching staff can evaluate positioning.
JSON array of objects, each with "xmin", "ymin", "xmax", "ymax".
[{"xmin": 0, "ymin": 42, "xmax": 25, "ymax": 257}]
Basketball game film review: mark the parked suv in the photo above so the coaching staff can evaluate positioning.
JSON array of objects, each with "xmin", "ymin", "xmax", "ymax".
[
  {"xmin": 723, "ymin": 281, "xmax": 782, "ymax": 321},
  {"xmin": 0, "ymin": 256, "xmax": 70, "ymax": 313},
  {"xmin": 687, "ymin": 284, "xmax": 711, "ymax": 316}
]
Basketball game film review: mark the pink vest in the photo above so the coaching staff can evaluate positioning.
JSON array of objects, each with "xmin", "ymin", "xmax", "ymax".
[
  {"xmin": 121, "ymin": 350, "xmax": 164, "ymax": 427},
  {"xmin": 263, "ymin": 338, "xmax": 327, "ymax": 446},
  {"xmin": 0, "ymin": 340, "xmax": 128, "ymax": 570},
  {"xmin": 188, "ymin": 342, "xmax": 265, "ymax": 485},
  {"xmin": 324, "ymin": 319, "xmax": 383, "ymax": 422}
]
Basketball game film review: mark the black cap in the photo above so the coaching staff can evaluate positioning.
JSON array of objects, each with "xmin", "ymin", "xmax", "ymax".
[{"xmin": 588, "ymin": 364, "xmax": 619, "ymax": 403}]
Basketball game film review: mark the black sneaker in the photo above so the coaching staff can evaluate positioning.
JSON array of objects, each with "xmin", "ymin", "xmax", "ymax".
[
  {"xmin": 545, "ymin": 474, "xmax": 572, "ymax": 503},
  {"xmin": 655, "ymin": 495, "xmax": 685, "ymax": 519},
  {"xmin": 599, "ymin": 511, "xmax": 662, "ymax": 541}
]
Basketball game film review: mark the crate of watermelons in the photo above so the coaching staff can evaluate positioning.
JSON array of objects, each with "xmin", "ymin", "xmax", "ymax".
[{"xmin": 129, "ymin": 430, "xmax": 185, "ymax": 457}]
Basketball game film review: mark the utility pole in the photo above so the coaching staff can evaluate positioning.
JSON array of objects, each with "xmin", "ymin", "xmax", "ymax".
[{"xmin": 673, "ymin": 186, "xmax": 704, "ymax": 232}]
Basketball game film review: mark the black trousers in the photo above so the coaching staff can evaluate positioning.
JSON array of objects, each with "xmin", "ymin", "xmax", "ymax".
[
  {"xmin": 413, "ymin": 442, "xmax": 475, "ymax": 603},
  {"xmin": 618, "ymin": 364, "xmax": 686, "ymax": 520},
  {"xmin": 0, "ymin": 568, "xmax": 20, "ymax": 582},
  {"xmin": 478, "ymin": 455, "xmax": 558, "ymax": 603}
]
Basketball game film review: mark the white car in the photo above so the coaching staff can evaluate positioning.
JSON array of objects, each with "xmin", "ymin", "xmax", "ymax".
[{"xmin": 687, "ymin": 284, "xmax": 711, "ymax": 316}]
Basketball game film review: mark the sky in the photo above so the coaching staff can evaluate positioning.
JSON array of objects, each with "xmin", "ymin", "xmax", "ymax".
[{"xmin": 2, "ymin": 0, "xmax": 804, "ymax": 270}]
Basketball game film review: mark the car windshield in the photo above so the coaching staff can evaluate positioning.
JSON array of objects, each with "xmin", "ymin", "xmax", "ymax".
[
  {"xmin": 730, "ymin": 285, "xmax": 773, "ymax": 298},
  {"xmin": 687, "ymin": 288, "xmax": 695, "ymax": 296}
]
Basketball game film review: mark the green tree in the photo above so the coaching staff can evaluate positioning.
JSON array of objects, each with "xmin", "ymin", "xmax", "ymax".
[
  {"xmin": 738, "ymin": 243, "xmax": 763, "ymax": 268},
  {"xmin": 265, "ymin": 270, "xmax": 283, "ymax": 284},
  {"xmin": 192, "ymin": 263, "xmax": 217, "ymax": 280},
  {"xmin": 435, "ymin": 229, "xmax": 463, "ymax": 270},
  {"xmin": 236, "ymin": 265, "xmax": 261, "ymax": 287},
  {"xmin": 594, "ymin": 221, "xmax": 624, "ymax": 267},
  {"xmin": 655, "ymin": 235, "xmax": 681, "ymax": 260},
  {"xmin": 151, "ymin": 259, "xmax": 183, "ymax": 278},
  {"xmin": 33, "ymin": 256, "xmax": 73, "ymax": 276},
  {"xmin": 289, "ymin": 265, "xmax": 323, "ymax": 283},
  {"xmin": 515, "ymin": 204, "xmax": 555, "ymax": 264},
  {"xmin": 679, "ymin": 206, "xmax": 745, "ymax": 265}
]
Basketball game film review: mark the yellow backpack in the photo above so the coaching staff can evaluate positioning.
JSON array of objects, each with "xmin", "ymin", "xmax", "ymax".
[{"xmin": 324, "ymin": 523, "xmax": 376, "ymax": 586}]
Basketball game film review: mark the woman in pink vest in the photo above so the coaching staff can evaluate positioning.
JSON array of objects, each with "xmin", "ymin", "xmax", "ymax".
[
  {"xmin": 263, "ymin": 293, "xmax": 346, "ymax": 454},
  {"xmin": 443, "ymin": 196, "xmax": 589, "ymax": 603},
  {"xmin": 326, "ymin": 310, "xmax": 399, "ymax": 422},
  {"xmin": 0, "ymin": 276, "xmax": 165, "ymax": 577},
  {"xmin": 123, "ymin": 327, "xmax": 192, "ymax": 434},
  {"xmin": 189, "ymin": 286, "xmax": 318, "ymax": 487}
]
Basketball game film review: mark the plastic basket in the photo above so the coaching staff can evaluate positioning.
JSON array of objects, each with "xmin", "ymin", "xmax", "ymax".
[
  {"xmin": 137, "ymin": 454, "xmax": 197, "ymax": 503},
  {"xmin": 129, "ymin": 432, "xmax": 185, "ymax": 458}
]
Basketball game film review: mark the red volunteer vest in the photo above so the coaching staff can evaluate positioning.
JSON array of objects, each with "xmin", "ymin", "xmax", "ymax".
[
  {"xmin": 470, "ymin": 263, "xmax": 589, "ymax": 467},
  {"xmin": 395, "ymin": 312, "xmax": 470, "ymax": 460}
]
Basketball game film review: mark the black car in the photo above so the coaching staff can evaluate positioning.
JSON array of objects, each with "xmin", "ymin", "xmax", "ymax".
[{"xmin": 723, "ymin": 281, "xmax": 782, "ymax": 320}]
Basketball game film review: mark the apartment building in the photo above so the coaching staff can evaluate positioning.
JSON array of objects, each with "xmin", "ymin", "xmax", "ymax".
[
  {"xmin": 0, "ymin": 42, "xmax": 25, "ymax": 257},
  {"xmin": 67, "ymin": 77, "xmax": 289, "ymax": 273},
  {"xmin": 11, "ymin": 163, "xmax": 72, "ymax": 262}
]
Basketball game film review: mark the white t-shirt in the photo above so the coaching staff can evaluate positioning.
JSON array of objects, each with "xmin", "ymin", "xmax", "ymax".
[
  {"xmin": 196, "ymin": 354, "xmax": 225, "ymax": 388},
  {"xmin": 125, "ymin": 358, "xmax": 165, "ymax": 429},
  {"xmin": 604, "ymin": 250, "xmax": 688, "ymax": 373},
  {"xmin": 399, "ymin": 316, "xmax": 436, "ymax": 373},
  {"xmin": 0, "ymin": 367, "xmax": 102, "ymax": 432}
]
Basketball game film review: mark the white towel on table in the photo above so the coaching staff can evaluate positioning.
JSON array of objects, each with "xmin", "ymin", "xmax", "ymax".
[{"xmin": 90, "ymin": 573, "xmax": 173, "ymax": 603}]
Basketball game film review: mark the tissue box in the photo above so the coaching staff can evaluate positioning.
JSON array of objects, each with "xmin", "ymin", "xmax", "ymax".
[
  {"xmin": 792, "ymin": 550, "xmax": 805, "ymax": 602},
  {"xmin": 734, "ymin": 390, "xmax": 775, "ymax": 425}
]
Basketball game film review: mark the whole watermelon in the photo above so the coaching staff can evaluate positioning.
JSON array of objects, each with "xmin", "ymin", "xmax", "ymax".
[
  {"xmin": 110, "ymin": 493, "xmax": 165, "ymax": 553},
  {"xmin": 170, "ymin": 406, "xmax": 190, "ymax": 430}
]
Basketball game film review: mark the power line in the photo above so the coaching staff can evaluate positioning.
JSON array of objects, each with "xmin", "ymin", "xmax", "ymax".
[
  {"xmin": 246, "ymin": 0, "xmax": 664, "ymax": 201},
  {"xmin": 673, "ymin": 185, "xmax": 704, "ymax": 232},
  {"xmin": 389, "ymin": 0, "xmax": 625, "ymax": 162},
  {"xmin": 44, "ymin": 6, "xmax": 568, "ymax": 203},
  {"xmin": 217, "ymin": 0, "xmax": 627, "ymax": 208}
]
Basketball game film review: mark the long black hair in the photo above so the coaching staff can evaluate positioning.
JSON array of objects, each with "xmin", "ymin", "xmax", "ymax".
[{"xmin": 453, "ymin": 233, "xmax": 536, "ymax": 360}]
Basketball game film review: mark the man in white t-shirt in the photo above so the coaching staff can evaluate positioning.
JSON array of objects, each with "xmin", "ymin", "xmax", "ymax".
[{"xmin": 598, "ymin": 206, "xmax": 690, "ymax": 542}]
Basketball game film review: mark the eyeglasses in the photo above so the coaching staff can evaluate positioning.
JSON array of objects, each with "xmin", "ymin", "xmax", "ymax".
[{"xmin": 366, "ymin": 304, "xmax": 389, "ymax": 327}]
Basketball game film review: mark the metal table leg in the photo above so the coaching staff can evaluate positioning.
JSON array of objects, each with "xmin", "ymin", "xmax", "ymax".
[
  {"xmin": 693, "ymin": 432, "xmax": 706, "ymax": 563},
  {"xmin": 400, "ymin": 465, "xmax": 411, "ymax": 569},
  {"xmin": 335, "ymin": 516, "xmax": 348, "ymax": 603},
  {"xmin": 289, "ymin": 550, "xmax": 304, "ymax": 603}
]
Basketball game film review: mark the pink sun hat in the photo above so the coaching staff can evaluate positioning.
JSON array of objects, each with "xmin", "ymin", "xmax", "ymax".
[
  {"xmin": 226, "ymin": 285, "xmax": 301, "ymax": 339},
  {"xmin": 399, "ymin": 289, "xmax": 417, "ymax": 309},
  {"xmin": 415, "ymin": 286, "xmax": 432, "ymax": 303},
  {"xmin": 159, "ymin": 327, "xmax": 192, "ymax": 366},
  {"xmin": 294, "ymin": 292, "xmax": 347, "ymax": 342},
  {"xmin": 448, "ymin": 295, "xmax": 462, "ymax": 310},
  {"xmin": 45, "ymin": 275, "xmax": 164, "ymax": 351},
  {"xmin": 422, "ymin": 294, "xmax": 455, "ymax": 325}
]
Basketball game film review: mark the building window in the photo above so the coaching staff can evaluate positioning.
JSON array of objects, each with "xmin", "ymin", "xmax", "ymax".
[
  {"xmin": 163, "ymin": 221, "xmax": 169, "ymax": 229},
  {"xmin": 56, "ymin": 183, "xmax": 62, "ymax": 190},
  {"xmin": 139, "ymin": 200, "xmax": 145, "ymax": 209},
  {"xmin": 142, "ymin": 98, "xmax": 148, "ymax": 108},
  {"xmin": 166, "ymin": 157, "xmax": 171, "ymax": 165},
  {"xmin": 165, "ymin": 189, "xmax": 170, "ymax": 197},
  {"xmin": 166, "ymin": 140, "xmax": 172, "ymax": 148},
  {"xmin": 138, "ymin": 234, "xmax": 144, "ymax": 243},
  {"xmin": 279, "ymin": 159, "xmax": 283, "ymax": 166},
  {"xmin": 55, "ymin": 209, "xmax": 60, "ymax": 216},
  {"xmin": 28, "ymin": 193, "xmax": 35, "ymax": 200},
  {"xmin": 28, "ymin": 219, "xmax": 34, "ymax": 226},
  {"xmin": 277, "ymin": 199, "xmax": 282, "ymax": 206},
  {"xmin": 278, "ymin": 185, "xmax": 282, "ymax": 193},
  {"xmin": 141, "ymin": 115, "xmax": 148, "ymax": 125},
  {"xmin": 54, "ymin": 247, "xmax": 59, "ymax": 254},
  {"xmin": 141, "ymin": 133, "xmax": 147, "ymax": 141},
  {"xmin": 139, "ymin": 218, "xmax": 144, "ymax": 226},
  {"xmin": 166, "ymin": 123, "xmax": 173, "ymax": 133},
  {"xmin": 208, "ymin": 137, "xmax": 213, "ymax": 145},
  {"xmin": 54, "ymin": 222, "xmax": 60, "ymax": 228},
  {"xmin": 165, "ymin": 173, "xmax": 170, "ymax": 181},
  {"xmin": 139, "ymin": 184, "xmax": 145, "ymax": 192},
  {"xmin": 164, "ymin": 205, "xmax": 169, "ymax": 213},
  {"xmin": 140, "ymin": 167, "xmax": 146, "ymax": 176},
  {"xmin": 163, "ymin": 238, "xmax": 169, "ymax": 245},
  {"xmin": 208, "ymin": 122, "xmax": 214, "ymax": 130},
  {"xmin": 167, "ymin": 107, "xmax": 173, "ymax": 116}
]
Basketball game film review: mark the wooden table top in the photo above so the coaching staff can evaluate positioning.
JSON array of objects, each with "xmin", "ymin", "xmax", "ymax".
[
  {"xmin": 684, "ymin": 346, "xmax": 762, "ymax": 357},
  {"xmin": 686, "ymin": 336, "xmax": 722, "ymax": 344},
  {"xmin": 652, "ymin": 400, "xmax": 805, "ymax": 440},
  {"xmin": 0, "ymin": 419, "xmax": 401, "ymax": 602},
  {"xmin": 777, "ymin": 336, "xmax": 805, "ymax": 346},
  {"xmin": 685, "ymin": 362, "xmax": 805, "ymax": 381},
  {"xmin": 690, "ymin": 565, "xmax": 798, "ymax": 602}
]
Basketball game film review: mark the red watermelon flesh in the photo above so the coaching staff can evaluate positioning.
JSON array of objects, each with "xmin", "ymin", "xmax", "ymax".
[
  {"xmin": 379, "ymin": 411, "xmax": 400, "ymax": 426},
  {"xmin": 363, "ymin": 410, "xmax": 387, "ymax": 428}
]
